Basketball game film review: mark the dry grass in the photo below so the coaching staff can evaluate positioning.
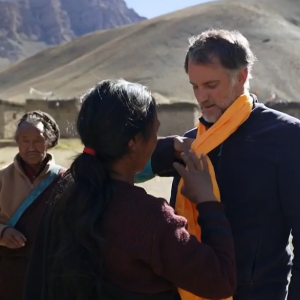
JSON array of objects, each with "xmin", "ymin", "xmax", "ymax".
[
  {"xmin": 55, "ymin": 138, "xmax": 82, "ymax": 150},
  {"xmin": 0, "ymin": 0, "xmax": 300, "ymax": 103}
]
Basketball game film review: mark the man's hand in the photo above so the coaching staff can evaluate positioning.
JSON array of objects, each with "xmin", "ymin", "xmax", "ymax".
[
  {"xmin": 1, "ymin": 227, "xmax": 26, "ymax": 248},
  {"xmin": 174, "ymin": 136, "xmax": 195, "ymax": 160}
]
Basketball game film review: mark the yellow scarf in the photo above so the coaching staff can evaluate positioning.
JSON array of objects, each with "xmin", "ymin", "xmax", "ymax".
[{"xmin": 175, "ymin": 94, "xmax": 253, "ymax": 300}]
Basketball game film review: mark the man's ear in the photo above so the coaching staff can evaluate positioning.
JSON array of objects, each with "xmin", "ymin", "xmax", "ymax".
[{"xmin": 237, "ymin": 68, "xmax": 248, "ymax": 85}]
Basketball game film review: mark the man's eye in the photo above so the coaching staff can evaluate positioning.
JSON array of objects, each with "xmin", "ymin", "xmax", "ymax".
[{"xmin": 207, "ymin": 84, "xmax": 218, "ymax": 89}]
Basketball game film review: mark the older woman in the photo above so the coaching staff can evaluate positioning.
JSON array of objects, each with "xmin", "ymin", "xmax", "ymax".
[{"xmin": 0, "ymin": 111, "xmax": 65, "ymax": 300}]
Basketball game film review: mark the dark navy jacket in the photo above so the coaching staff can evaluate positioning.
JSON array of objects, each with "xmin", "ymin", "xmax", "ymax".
[{"xmin": 143, "ymin": 96, "xmax": 300, "ymax": 300}]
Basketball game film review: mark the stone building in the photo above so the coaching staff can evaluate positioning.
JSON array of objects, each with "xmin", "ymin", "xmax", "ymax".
[{"xmin": 0, "ymin": 100, "xmax": 25, "ymax": 139}]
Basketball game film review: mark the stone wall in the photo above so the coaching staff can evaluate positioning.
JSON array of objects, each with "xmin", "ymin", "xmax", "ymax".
[
  {"xmin": 156, "ymin": 102, "xmax": 199, "ymax": 136},
  {"xmin": 25, "ymin": 98, "xmax": 80, "ymax": 138},
  {"xmin": 24, "ymin": 99, "xmax": 200, "ymax": 138},
  {"xmin": 265, "ymin": 101, "xmax": 300, "ymax": 119},
  {"xmin": 0, "ymin": 99, "xmax": 25, "ymax": 139},
  {"xmin": 3, "ymin": 97, "xmax": 300, "ymax": 142},
  {"xmin": 4, "ymin": 99, "xmax": 300, "ymax": 141}
]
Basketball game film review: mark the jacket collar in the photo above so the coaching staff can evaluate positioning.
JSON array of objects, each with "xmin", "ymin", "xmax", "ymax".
[{"xmin": 13, "ymin": 153, "xmax": 56, "ymax": 180}]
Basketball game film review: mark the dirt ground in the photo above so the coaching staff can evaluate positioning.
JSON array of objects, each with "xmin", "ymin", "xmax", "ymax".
[{"xmin": 0, "ymin": 143, "xmax": 173, "ymax": 200}]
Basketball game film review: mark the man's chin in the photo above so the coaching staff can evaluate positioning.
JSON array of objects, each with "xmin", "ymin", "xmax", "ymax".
[{"xmin": 202, "ymin": 114, "xmax": 219, "ymax": 123}]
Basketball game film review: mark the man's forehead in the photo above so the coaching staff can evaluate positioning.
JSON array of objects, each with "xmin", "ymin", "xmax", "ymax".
[
  {"xmin": 188, "ymin": 60, "xmax": 226, "ymax": 83},
  {"xmin": 188, "ymin": 56, "xmax": 223, "ymax": 70}
]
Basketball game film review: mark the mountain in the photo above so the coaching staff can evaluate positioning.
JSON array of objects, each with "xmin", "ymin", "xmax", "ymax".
[
  {"xmin": 0, "ymin": 0, "xmax": 300, "ymax": 103},
  {"xmin": 0, "ymin": 0, "xmax": 145, "ymax": 68},
  {"xmin": 240, "ymin": 0, "xmax": 300, "ymax": 26}
]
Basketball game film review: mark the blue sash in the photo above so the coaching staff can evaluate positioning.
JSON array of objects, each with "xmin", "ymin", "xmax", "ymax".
[{"xmin": 7, "ymin": 165, "xmax": 62, "ymax": 227}]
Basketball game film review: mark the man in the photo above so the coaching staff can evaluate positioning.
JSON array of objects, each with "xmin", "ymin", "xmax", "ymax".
[{"xmin": 136, "ymin": 29, "xmax": 300, "ymax": 300}]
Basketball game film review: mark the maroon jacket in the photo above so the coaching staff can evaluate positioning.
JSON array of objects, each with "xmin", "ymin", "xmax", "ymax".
[{"xmin": 24, "ymin": 179, "xmax": 236, "ymax": 300}]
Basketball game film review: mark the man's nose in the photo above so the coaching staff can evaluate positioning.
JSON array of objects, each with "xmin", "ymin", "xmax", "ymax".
[{"xmin": 195, "ymin": 88, "xmax": 208, "ymax": 104}]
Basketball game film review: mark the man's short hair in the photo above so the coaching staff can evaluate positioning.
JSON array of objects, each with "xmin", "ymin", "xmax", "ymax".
[{"xmin": 184, "ymin": 29, "xmax": 257, "ymax": 78}]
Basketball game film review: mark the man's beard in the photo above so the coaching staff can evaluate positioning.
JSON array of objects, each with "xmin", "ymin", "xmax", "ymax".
[
  {"xmin": 201, "ymin": 91, "xmax": 237, "ymax": 123},
  {"xmin": 201, "ymin": 105, "xmax": 223, "ymax": 123}
]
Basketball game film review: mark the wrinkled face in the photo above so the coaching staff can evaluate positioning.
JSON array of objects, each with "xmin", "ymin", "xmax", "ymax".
[
  {"xmin": 188, "ymin": 58, "xmax": 246, "ymax": 123},
  {"xmin": 132, "ymin": 112, "xmax": 160, "ymax": 173},
  {"xmin": 16, "ymin": 122, "xmax": 48, "ymax": 166}
]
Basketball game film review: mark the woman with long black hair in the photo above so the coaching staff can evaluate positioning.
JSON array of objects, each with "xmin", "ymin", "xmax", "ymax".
[{"xmin": 24, "ymin": 79, "xmax": 236, "ymax": 300}]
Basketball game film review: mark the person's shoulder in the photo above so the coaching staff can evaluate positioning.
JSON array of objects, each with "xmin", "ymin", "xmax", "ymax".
[
  {"xmin": 252, "ymin": 102, "xmax": 300, "ymax": 137},
  {"xmin": 57, "ymin": 166, "xmax": 67, "ymax": 176},
  {"xmin": 116, "ymin": 182, "xmax": 173, "ymax": 217},
  {"xmin": 130, "ymin": 184, "xmax": 169, "ymax": 209},
  {"xmin": 0, "ymin": 162, "xmax": 15, "ymax": 189},
  {"xmin": 129, "ymin": 184, "xmax": 186, "ymax": 225},
  {"xmin": 255, "ymin": 102, "xmax": 300, "ymax": 128},
  {"xmin": 0, "ymin": 162, "xmax": 15, "ymax": 176},
  {"xmin": 254, "ymin": 102, "xmax": 300, "ymax": 150},
  {"xmin": 50, "ymin": 167, "xmax": 68, "ymax": 191}
]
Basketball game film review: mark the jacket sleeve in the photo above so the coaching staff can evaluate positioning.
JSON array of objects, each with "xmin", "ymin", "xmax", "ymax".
[
  {"xmin": 279, "ymin": 134, "xmax": 300, "ymax": 300},
  {"xmin": 134, "ymin": 136, "xmax": 179, "ymax": 183},
  {"xmin": 150, "ymin": 201, "xmax": 236, "ymax": 299},
  {"xmin": 150, "ymin": 129, "xmax": 197, "ymax": 178},
  {"xmin": 151, "ymin": 136, "xmax": 179, "ymax": 177}
]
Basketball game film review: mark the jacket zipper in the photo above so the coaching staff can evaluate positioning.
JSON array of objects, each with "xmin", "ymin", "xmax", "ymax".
[
  {"xmin": 218, "ymin": 143, "xmax": 223, "ymax": 157},
  {"xmin": 250, "ymin": 236, "xmax": 261, "ymax": 285},
  {"xmin": 217, "ymin": 143, "xmax": 224, "ymax": 180}
]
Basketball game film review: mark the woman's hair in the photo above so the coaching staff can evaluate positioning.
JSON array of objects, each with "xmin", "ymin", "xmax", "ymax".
[
  {"xmin": 16, "ymin": 110, "xmax": 60, "ymax": 148},
  {"xmin": 53, "ymin": 79, "xmax": 156, "ymax": 299}
]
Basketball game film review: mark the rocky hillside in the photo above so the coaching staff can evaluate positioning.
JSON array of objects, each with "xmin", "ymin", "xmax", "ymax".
[
  {"xmin": 0, "ymin": 0, "xmax": 145, "ymax": 67},
  {"xmin": 240, "ymin": 0, "xmax": 300, "ymax": 26},
  {"xmin": 0, "ymin": 0, "xmax": 300, "ymax": 103}
]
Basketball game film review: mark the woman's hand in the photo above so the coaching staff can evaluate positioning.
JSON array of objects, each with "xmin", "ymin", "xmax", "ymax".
[
  {"xmin": 173, "ymin": 151, "xmax": 217, "ymax": 204},
  {"xmin": 1, "ymin": 227, "xmax": 26, "ymax": 248}
]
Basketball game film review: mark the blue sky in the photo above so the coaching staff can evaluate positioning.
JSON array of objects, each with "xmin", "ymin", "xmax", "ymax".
[{"xmin": 125, "ymin": 0, "xmax": 213, "ymax": 19}]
